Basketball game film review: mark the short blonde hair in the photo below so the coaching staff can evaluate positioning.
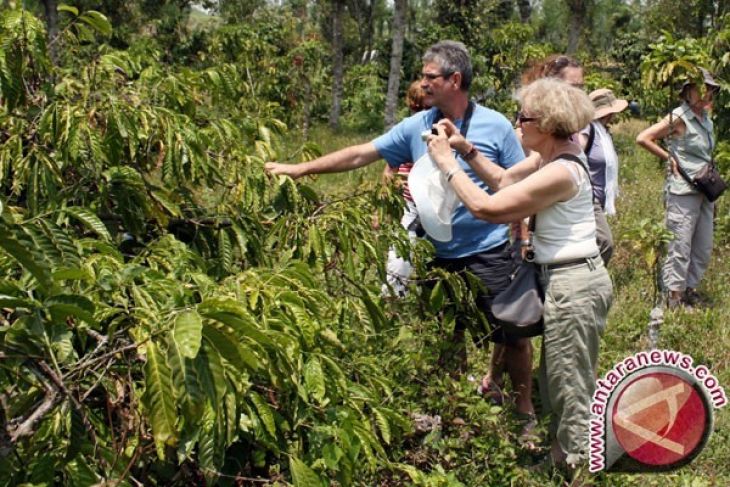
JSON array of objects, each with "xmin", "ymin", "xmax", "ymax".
[{"xmin": 517, "ymin": 78, "xmax": 594, "ymax": 138}]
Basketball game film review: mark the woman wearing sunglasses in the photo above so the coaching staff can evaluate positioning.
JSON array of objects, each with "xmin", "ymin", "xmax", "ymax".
[{"xmin": 427, "ymin": 77, "xmax": 613, "ymax": 476}]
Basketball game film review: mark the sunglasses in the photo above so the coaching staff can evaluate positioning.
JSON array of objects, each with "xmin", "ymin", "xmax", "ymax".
[{"xmin": 517, "ymin": 112, "xmax": 539, "ymax": 124}]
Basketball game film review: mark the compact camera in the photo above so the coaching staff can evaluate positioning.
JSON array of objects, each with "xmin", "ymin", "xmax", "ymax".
[{"xmin": 420, "ymin": 127, "xmax": 439, "ymax": 141}]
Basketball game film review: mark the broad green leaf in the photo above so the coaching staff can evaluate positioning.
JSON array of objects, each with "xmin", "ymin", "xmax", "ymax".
[
  {"xmin": 290, "ymin": 457, "xmax": 323, "ymax": 487},
  {"xmin": 78, "ymin": 11, "xmax": 112, "ymax": 37},
  {"xmin": 173, "ymin": 310, "xmax": 203, "ymax": 359},
  {"xmin": 429, "ymin": 281, "xmax": 445, "ymax": 313},
  {"xmin": 57, "ymin": 4, "xmax": 79, "ymax": 16},
  {"xmin": 0, "ymin": 225, "xmax": 54, "ymax": 292},
  {"xmin": 249, "ymin": 391, "xmax": 276, "ymax": 438},
  {"xmin": 65, "ymin": 454, "xmax": 99, "ymax": 487},
  {"xmin": 52, "ymin": 267, "xmax": 93, "ymax": 282},
  {"xmin": 322, "ymin": 443, "xmax": 344, "ymax": 470},
  {"xmin": 45, "ymin": 294, "xmax": 96, "ymax": 325},
  {"xmin": 303, "ymin": 356, "xmax": 326, "ymax": 404},
  {"xmin": 372, "ymin": 408, "xmax": 391, "ymax": 445},
  {"xmin": 63, "ymin": 207, "xmax": 112, "ymax": 242},
  {"xmin": 143, "ymin": 341, "xmax": 178, "ymax": 459}
]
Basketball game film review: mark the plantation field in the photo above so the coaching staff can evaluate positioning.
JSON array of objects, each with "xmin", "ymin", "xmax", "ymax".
[
  {"xmin": 1, "ymin": 4, "xmax": 729, "ymax": 486},
  {"xmin": 292, "ymin": 119, "xmax": 730, "ymax": 486}
]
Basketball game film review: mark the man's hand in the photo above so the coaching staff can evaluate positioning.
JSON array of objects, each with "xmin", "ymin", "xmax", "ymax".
[{"xmin": 264, "ymin": 162, "xmax": 304, "ymax": 179}]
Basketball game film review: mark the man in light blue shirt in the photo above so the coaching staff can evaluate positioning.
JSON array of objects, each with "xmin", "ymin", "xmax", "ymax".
[{"xmin": 266, "ymin": 41, "xmax": 535, "ymax": 423}]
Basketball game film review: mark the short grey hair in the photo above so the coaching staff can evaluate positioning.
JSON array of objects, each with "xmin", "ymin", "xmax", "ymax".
[
  {"xmin": 422, "ymin": 40, "xmax": 473, "ymax": 91},
  {"xmin": 517, "ymin": 78, "xmax": 594, "ymax": 138}
]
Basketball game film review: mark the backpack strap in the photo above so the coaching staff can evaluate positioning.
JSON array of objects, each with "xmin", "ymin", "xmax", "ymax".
[{"xmin": 585, "ymin": 122, "xmax": 596, "ymax": 157}]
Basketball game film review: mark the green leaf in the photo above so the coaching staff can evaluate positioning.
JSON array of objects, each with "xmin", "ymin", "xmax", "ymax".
[
  {"xmin": 249, "ymin": 391, "xmax": 276, "ymax": 438},
  {"xmin": 202, "ymin": 323, "xmax": 259, "ymax": 371},
  {"xmin": 372, "ymin": 408, "xmax": 391, "ymax": 445},
  {"xmin": 429, "ymin": 281, "xmax": 445, "ymax": 313},
  {"xmin": 45, "ymin": 294, "xmax": 96, "ymax": 325},
  {"xmin": 143, "ymin": 341, "xmax": 178, "ymax": 459},
  {"xmin": 322, "ymin": 443, "xmax": 344, "ymax": 470},
  {"xmin": 0, "ymin": 224, "xmax": 54, "ymax": 292},
  {"xmin": 173, "ymin": 310, "xmax": 203, "ymax": 359},
  {"xmin": 78, "ymin": 11, "xmax": 112, "ymax": 37},
  {"xmin": 57, "ymin": 4, "xmax": 79, "ymax": 16},
  {"xmin": 65, "ymin": 454, "xmax": 99, "ymax": 487},
  {"xmin": 303, "ymin": 356, "xmax": 326, "ymax": 404},
  {"xmin": 63, "ymin": 207, "xmax": 112, "ymax": 242},
  {"xmin": 290, "ymin": 457, "xmax": 323, "ymax": 487}
]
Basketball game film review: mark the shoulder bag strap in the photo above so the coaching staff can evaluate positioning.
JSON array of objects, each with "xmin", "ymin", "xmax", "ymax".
[{"xmin": 667, "ymin": 108, "xmax": 713, "ymax": 187}]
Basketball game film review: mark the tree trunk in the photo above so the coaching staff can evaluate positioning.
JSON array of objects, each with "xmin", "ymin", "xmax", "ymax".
[
  {"xmin": 566, "ymin": 0, "xmax": 588, "ymax": 55},
  {"xmin": 328, "ymin": 0, "xmax": 345, "ymax": 129},
  {"xmin": 41, "ymin": 0, "xmax": 59, "ymax": 65},
  {"xmin": 517, "ymin": 0, "xmax": 532, "ymax": 23},
  {"xmin": 383, "ymin": 0, "xmax": 407, "ymax": 130},
  {"xmin": 348, "ymin": 0, "xmax": 375, "ymax": 61}
]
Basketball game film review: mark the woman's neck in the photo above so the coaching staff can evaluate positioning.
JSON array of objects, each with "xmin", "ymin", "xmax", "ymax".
[{"xmin": 536, "ymin": 137, "xmax": 580, "ymax": 165}]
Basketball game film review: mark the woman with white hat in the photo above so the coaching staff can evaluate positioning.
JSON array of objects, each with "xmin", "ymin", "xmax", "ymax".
[
  {"xmin": 580, "ymin": 89, "xmax": 628, "ymax": 216},
  {"xmin": 636, "ymin": 68, "xmax": 721, "ymax": 309}
]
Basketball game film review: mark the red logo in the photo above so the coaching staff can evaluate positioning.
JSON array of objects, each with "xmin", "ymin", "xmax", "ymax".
[{"xmin": 612, "ymin": 372, "xmax": 709, "ymax": 467}]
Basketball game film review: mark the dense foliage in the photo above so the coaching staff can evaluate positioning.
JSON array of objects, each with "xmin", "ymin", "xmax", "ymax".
[{"xmin": 0, "ymin": 2, "xmax": 728, "ymax": 486}]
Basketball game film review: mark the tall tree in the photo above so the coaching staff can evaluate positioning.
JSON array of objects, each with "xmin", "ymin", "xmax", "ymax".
[
  {"xmin": 517, "ymin": 0, "xmax": 532, "ymax": 22},
  {"xmin": 40, "ymin": 0, "xmax": 58, "ymax": 64},
  {"xmin": 384, "ymin": 0, "xmax": 407, "ymax": 129},
  {"xmin": 329, "ymin": 0, "xmax": 345, "ymax": 129},
  {"xmin": 566, "ymin": 0, "xmax": 591, "ymax": 54},
  {"xmin": 348, "ymin": 0, "xmax": 374, "ymax": 60}
]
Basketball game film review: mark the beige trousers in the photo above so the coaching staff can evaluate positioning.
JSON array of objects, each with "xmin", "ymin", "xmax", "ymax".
[{"xmin": 663, "ymin": 192, "xmax": 714, "ymax": 292}]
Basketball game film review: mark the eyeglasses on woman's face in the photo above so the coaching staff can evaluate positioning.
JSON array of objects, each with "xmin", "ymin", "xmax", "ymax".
[{"xmin": 517, "ymin": 112, "xmax": 539, "ymax": 124}]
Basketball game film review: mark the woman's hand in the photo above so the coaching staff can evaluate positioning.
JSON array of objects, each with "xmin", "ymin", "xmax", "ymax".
[
  {"xmin": 668, "ymin": 156, "xmax": 680, "ymax": 177},
  {"xmin": 427, "ymin": 125, "xmax": 459, "ymax": 174},
  {"xmin": 436, "ymin": 119, "xmax": 471, "ymax": 155}
]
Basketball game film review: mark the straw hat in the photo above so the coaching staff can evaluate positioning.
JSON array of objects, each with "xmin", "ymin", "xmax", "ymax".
[
  {"xmin": 589, "ymin": 88, "xmax": 628, "ymax": 120},
  {"xmin": 408, "ymin": 153, "xmax": 459, "ymax": 242}
]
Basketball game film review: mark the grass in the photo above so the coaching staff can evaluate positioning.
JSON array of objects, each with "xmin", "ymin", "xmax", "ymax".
[{"xmin": 282, "ymin": 119, "xmax": 730, "ymax": 486}]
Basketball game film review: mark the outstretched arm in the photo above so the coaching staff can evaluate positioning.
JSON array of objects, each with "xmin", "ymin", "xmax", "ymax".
[
  {"xmin": 265, "ymin": 142, "xmax": 381, "ymax": 179},
  {"xmin": 436, "ymin": 119, "xmax": 541, "ymax": 190}
]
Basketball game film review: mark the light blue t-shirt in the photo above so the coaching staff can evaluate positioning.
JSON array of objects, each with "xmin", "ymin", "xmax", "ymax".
[{"xmin": 373, "ymin": 104, "xmax": 525, "ymax": 258}]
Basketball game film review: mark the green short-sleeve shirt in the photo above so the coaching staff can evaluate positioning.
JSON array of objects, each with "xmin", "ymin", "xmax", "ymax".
[{"xmin": 668, "ymin": 102, "xmax": 715, "ymax": 195}]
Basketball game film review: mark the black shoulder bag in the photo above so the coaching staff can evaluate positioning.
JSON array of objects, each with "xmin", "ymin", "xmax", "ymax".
[{"xmin": 669, "ymin": 111, "xmax": 726, "ymax": 202}]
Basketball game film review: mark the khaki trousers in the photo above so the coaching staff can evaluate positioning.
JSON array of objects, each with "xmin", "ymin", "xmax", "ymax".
[
  {"xmin": 538, "ymin": 255, "xmax": 613, "ymax": 465},
  {"xmin": 663, "ymin": 192, "xmax": 714, "ymax": 292}
]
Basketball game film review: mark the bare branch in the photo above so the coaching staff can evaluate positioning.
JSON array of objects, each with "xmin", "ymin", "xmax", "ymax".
[{"xmin": 7, "ymin": 372, "xmax": 59, "ymax": 443}]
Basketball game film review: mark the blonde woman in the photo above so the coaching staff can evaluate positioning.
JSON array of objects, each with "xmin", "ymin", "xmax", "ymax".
[{"xmin": 427, "ymin": 78, "xmax": 613, "ymax": 471}]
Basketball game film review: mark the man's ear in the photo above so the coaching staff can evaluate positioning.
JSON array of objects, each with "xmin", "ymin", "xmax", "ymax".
[{"xmin": 451, "ymin": 71, "xmax": 463, "ymax": 91}]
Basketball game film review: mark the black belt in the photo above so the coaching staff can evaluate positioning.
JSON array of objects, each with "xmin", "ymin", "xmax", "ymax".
[{"xmin": 543, "ymin": 254, "xmax": 600, "ymax": 270}]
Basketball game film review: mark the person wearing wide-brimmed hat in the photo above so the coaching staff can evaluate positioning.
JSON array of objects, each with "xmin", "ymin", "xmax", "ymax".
[
  {"xmin": 636, "ymin": 68, "xmax": 721, "ymax": 309},
  {"xmin": 579, "ymin": 88, "xmax": 628, "ymax": 216}
]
